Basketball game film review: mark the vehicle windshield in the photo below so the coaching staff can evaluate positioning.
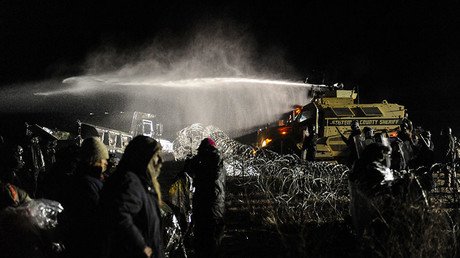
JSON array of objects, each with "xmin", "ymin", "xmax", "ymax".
[{"xmin": 296, "ymin": 105, "xmax": 315, "ymax": 123}]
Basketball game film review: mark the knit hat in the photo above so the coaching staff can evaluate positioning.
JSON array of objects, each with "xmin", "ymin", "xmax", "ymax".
[
  {"xmin": 80, "ymin": 137, "xmax": 109, "ymax": 163},
  {"xmin": 198, "ymin": 137, "xmax": 216, "ymax": 151}
]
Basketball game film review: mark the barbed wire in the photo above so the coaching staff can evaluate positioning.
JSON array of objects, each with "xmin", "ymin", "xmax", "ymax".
[
  {"xmin": 172, "ymin": 124, "xmax": 460, "ymax": 255},
  {"xmin": 173, "ymin": 124, "xmax": 351, "ymax": 225}
]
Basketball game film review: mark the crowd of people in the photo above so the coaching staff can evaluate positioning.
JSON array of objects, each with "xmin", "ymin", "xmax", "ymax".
[
  {"xmin": 0, "ymin": 125, "xmax": 226, "ymax": 258},
  {"xmin": 342, "ymin": 118, "xmax": 459, "ymax": 237},
  {"xmin": 340, "ymin": 118, "xmax": 458, "ymax": 171},
  {"xmin": 1, "ymin": 117, "xmax": 459, "ymax": 257}
]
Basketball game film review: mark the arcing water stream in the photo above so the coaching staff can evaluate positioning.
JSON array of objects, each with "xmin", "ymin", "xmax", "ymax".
[
  {"xmin": 34, "ymin": 77, "xmax": 310, "ymax": 95},
  {"xmin": 28, "ymin": 76, "xmax": 314, "ymax": 138},
  {"xmin": 73, "ymin": 76, "xmax": 310, "ymax": 87},
  {"xmin": 1, "ymin": 23, "xmax": 316, "ymax": 138}
]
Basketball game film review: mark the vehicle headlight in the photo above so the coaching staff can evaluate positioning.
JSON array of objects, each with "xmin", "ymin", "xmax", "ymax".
[{"xmin": 262, "ymin": 138, "xmax": 272, "ymax": 147}]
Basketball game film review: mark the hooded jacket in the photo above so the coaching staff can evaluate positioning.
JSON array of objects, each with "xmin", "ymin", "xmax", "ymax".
[
  {"xmin": 188, "ymin": 140, "xmax": 226, "ymax": 222},
  {"xmin": 99, "ymin": 136, "xmax": 164, "ymax": 258}
]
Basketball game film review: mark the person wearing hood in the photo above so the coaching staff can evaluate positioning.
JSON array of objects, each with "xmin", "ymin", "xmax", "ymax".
[
  {"xmin": 62, "ymin": 137, "xmax": 109, "ymax": 258},
  {"xmin": 98, "ymin": 135, "xmax": 164, "ymax": 258},
  {"xmin": 186, "ymin": 137, "xmax": 226, "ymax": 258}
]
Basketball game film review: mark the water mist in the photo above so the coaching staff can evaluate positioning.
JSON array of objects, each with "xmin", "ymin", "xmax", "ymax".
[{"xmin": 2, "ymin": 22, "xmax": 314, "ymax": 139}]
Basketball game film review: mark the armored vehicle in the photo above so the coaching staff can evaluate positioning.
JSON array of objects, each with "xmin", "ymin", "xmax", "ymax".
[{"xmin": 256, "ymin": 85, "xmax": 406, "ymax": 160}]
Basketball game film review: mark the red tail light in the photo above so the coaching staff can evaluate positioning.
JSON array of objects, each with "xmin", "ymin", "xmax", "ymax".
[{"xmin": 278, "ymin": 127, "xmax": 290, "ymax": 135}]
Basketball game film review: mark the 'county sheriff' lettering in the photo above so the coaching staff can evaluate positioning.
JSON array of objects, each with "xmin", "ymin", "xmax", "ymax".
[{"xmin": 327, "ymin": 119, "xmax": 402, "ymax": 126}]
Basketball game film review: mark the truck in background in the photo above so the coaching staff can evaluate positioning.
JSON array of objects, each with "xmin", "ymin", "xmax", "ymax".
[{"xmin": 256, "ymin": 85, "xmax": 406, "ymax": 161}]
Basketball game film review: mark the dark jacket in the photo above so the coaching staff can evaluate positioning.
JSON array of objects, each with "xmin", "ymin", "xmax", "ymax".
[
  {"xmin": 351, "ymin": 160, "xmax": 393, "ymax": 197},
  {"xmin": 98, "ymin": 136, "xmax": 164, "ymax": 258},
  {"xmin": 187, "ymin": 145, "xmax": 226, "ymax": 258},
  {"xmin": 349, "ymin": 143, "xmax": 393, "ymax": 197},
  {"xmin": 416, "ymin": 139, "xmax": 435, "ymax": 168},
  {"xmin": 302, "ymin": 133, "xmax": 317, "ymax": 161},
  {"xmin": 63, "ymin": 172, "xmax": 103, "ymax": 258},
  {"xmin": 341, "ymin": 129, "xmax": 362, "ymax": 167},
  {"xmin": 99, "ymin": 171, "xmax": 164, "ymax": 258},
  {"xmin": 189, "ymin": 148, "xmax": 226, "ymax": 223},
  {"xmin": 437, "ymin": 134, "xmax": 455, "ymax": 163}
]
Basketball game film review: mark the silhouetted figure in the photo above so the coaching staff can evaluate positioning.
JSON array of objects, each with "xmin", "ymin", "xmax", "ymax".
[
  {"xmin": 391, "ymin": 138, "xmax": 406, "ymax": 171},
  {"xmin": 396, "ymin": 123, "xmax": 416, "ymax": 170},
  {"xmin": 42, "ymin": 139, "xmax": 57, "ymax": 172},
  {"xmin": 436, "ymin": 127, "xmax": 456, "ymax": 188},
  {"xmin": 0, "ymin": 144, "xmax": 26, "ymax": 188},
  {"xmin": 401, "ymin": 112, "xmax": 414, "ymax": 135},
  {"xmin": 99, "ymin": 136, "xmax": 164, "ymax": 258},
  {"xmin": 42, "ymin": 143, "xmax": 79, "ymax": 202},
  {"xmin": 339, "ymin": 120, "xmax": 362, "ymax": 167},
  {"xmin": 302, "ymin": 125, "xmax": 317, "ymax": 162},
  {"xmin": 363, "ymin": 127, "xmax": 375, "ymax": 143},
  {"xmin": 350, "ymin": 143, "xmax": 394, "ymax": 197},
  {"xmin": 186, "ymin": 138, "xmax": 226, "ymax": 258},
  {"xmin": 62, "ymin": 137, "xmax": 109, "ymax": 258},
  {"xmin": 416, "ymin": 130, "xmax": 435, "ymax": 168},
  {"xmin": 0, "ymin": 141, "xmax": 33, "ymax": 230},
  {"xmin": 437, "ymin": 127, "xmax": 455, "ymax": 163},
  {"xmin": 23, "ymin": 135, "xmax": 45, "ymax": 198},
  {"xmin": 354, "ymin": 127, "xmax": 377, "ymax": 158},
  {"xmin": 349, "ymin": 142, "xmax": 394, "ymax": 237}
]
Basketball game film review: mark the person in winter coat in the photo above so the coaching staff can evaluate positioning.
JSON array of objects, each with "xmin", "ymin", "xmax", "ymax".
[
  {"xmin": 349, "ymin": 142, "xmax": 394, "ymax": 237},
  {"xmin": 186, "ymin": 137, "xmax": 226, "ymax": 258},
  {"xmin": 62, "ymin": 137, "xmax": 109, "ymax": 258},
  {"xmin": 350, "ymin": 143, "xmax": 394, "ymax": 197},
  {"xmin": 99, "ymin": 135, "xmax": 164, "ymax": 258},
  {"xmin": 339, "ymin": 120, "xmax": 362, "ymax": 168}
]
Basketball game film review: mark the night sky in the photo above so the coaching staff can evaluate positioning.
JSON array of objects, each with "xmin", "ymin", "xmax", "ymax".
[{"xmin": 1, "ymin": 0, "xmax": 459, "ymax": 134}]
